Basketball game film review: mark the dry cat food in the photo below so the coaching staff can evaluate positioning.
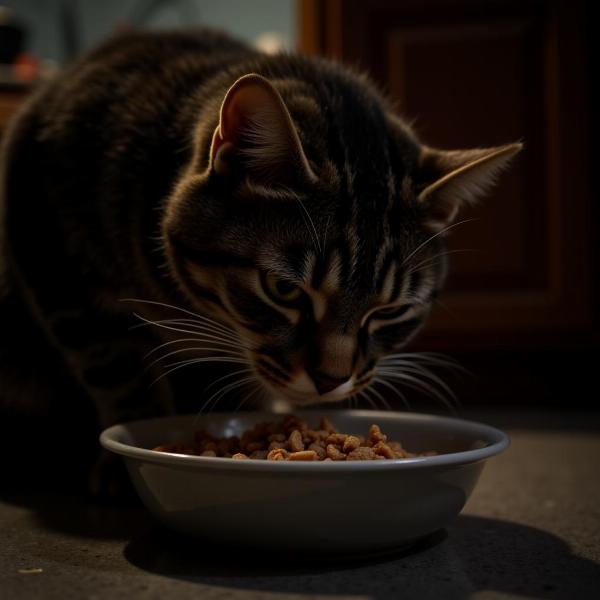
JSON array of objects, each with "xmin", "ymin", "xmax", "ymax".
[{"xmin": 153, "ymin": 415, "xmax": 438, "ymax": 461}]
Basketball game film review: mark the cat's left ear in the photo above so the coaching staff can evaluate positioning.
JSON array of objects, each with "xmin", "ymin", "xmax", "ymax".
[
  {"xmin": 416, "ymin": 142, "xmax": 523, "ymax": 233},
  {"xmin": 208, "ymin": 73, "xmax": 316, "ymax": 187}
]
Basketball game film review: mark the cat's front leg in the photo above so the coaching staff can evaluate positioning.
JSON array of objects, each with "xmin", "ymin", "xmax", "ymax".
[
  {"xmin": 48, "ymin": 312, "xmax": 176, "ymax": 497},
  {"xmin": 87, "ymin": 374, "xmax": 174, "ymax": 500}
]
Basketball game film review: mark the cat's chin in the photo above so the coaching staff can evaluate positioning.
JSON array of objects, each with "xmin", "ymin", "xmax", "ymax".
[{"xmin": 257, "ymin": 373, "xmax": 374, "ymax": 408}]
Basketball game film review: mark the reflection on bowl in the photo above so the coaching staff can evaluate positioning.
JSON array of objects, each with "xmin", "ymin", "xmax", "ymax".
[{"xmin": 100, "ymin": 410, "xmax": 509, "ymax": 555}]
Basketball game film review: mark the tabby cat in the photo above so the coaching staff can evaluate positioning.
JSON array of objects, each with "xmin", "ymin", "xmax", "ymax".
[{"xmin": 0, "ymin": 30, "xmax": 520, "ymax": 488}]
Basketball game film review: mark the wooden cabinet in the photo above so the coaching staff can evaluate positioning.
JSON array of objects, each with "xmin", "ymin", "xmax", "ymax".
[{"xmin": 299, "ymin": 0, "xmax": 597, "ymax": 405}]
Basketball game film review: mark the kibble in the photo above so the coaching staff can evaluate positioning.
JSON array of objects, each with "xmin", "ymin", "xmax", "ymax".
[
  {"xmin": 153, "ymin": 416, "xmax": 438, "ymax": 461},
  {"xmin": 288, "ymin": 450, "xmax": 318, "ymax": 461},
  {"xmin": 346, "ymin": 446, "xmax": 377, "ymax": 460},
  {"xmin": 267, "ymin": 448, "xmax": 289, "ymax": 461},
  {"xmin": 288, "ymin": 429, "xmax": 305, "ymax": 453},
  {"xmin": 326, "ymin": 444, "xmax": 347, "ymax": 461},
  {"xmin": 342, "ymin": 435, "xmax": 361, "ymax": 453}
]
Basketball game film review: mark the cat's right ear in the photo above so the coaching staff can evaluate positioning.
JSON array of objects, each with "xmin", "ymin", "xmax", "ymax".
[
  {"xmin": 208, "ymin": 73, "xmax": 316, "ymax": 187},
  {"xmin": 415, "ymin": 142, "xmax": 523, "ymax": 233}
]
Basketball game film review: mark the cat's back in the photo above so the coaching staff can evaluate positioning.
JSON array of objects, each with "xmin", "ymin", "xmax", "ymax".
[
  {"xmin": 0, "ymin": 30, "xmax": 255, "ymax": 297},
  {"xmin": 63, "ymin": 28, "xmax": 252, "ymax": 96},
  {"xmin": 22, "ymin": 29, "xmax": 253, "ymax": 143},
  {"xmin": 87, "ymin": 28, "xmax": 251, "ymax": 63},
  {"xmin": 0, "ymin": 29, "xmax": 255, "ymax": 216}
]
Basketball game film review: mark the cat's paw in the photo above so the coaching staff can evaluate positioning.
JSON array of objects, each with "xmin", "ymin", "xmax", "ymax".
[{"xmin": 88, "ymin": 450, "xmax": 136, "ymax": 503}]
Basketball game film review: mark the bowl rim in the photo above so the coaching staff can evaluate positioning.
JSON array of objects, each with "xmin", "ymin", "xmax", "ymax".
[{"xmin": 100, "ymin": 410, "xmax": 510, "ymax": 472}]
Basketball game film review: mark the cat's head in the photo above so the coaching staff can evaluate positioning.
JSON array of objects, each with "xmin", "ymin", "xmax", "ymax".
[{"xmin": 163, "ymin": 72, "xmax": 521, "ymax": 406}]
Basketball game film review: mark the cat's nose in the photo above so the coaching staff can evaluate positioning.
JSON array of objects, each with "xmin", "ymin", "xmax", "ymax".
[{"xmin": 309, "ymin": 371, "xmax": 349, "ymax": 395}]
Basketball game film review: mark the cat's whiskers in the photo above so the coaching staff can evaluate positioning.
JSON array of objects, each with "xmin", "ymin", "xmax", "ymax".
[
  {"xmin": 148, "ymin": 355, "xmax": 249, "ymax": 389},
  {"xmin": 400, "ymin": 218, "xmax": 477, "ymax": 269},
  {"xmin": 125, "ymin": 301, "xmax": 261, "ymax": 409},
  {"xmin": 377, "ymin": 351, "xmax": 463, "ymax": 411},
  {"xmin": 193, "ymin": 378, "xmax": 260, "ymax": 427},
  {"xmin": 134, "ymin": 313, "xmax": 251, "ymax": 378},
  {"xmin": 122, "ymin": 297, "xmax": 222, "ymax": 323},
  {"xmin": 204, "ymin": 367, "xmax": 254, "ymax": 392},
  {"xmin": 145, "ymin": 345, "xmax": 247, "ymax": 372},
  {"xmin": 234, "ymin": 382, "xmax": 264, "ymax": 413},
  {"xmin": 380, "ymin": 364, "xmax": 456, "ymax": 401},
  {"xmin": 122, "ymin": 297, "xmax": 241, "ymax": 339},
  {"xmin": 135, "ymin": 319, "xmax": 240, "ymax": 343},
  {"xmin": 372, "ymin": 377, "xmax": 410, "ymax": 409},
  {"xmin": 376, "ymin": 368, "xmax": 457, "ymax": 413},
  {"xmin": 147, "ymin": 332, "xmax": 247, "ymax": 358},
  {"xmin": 382, "ymin": 351, "xmax": 470, "ymax": 377},
  {"xmin": 132, "ymin": 312, "xmax": 245, "ymax": 346},
  {"xmin": 382, "ymin": 351, "xmax": 463, "ymax": 368},
  {"xmin": 133, "ymin": 318, "xmax": 243, "ymax": 344},
  {"xmin": 144, "ymin": 336, "xmax": 245, "ymax": 361},
  {"xmin": 382, "ymin": 359, "xmax": 463, "ymax": 381},
  {"xmin": 405, "ymin": 249, "xmax": 477, "ymax": 277},
  {"xmin": 380, "ymin": 359, "xmax": 455, "ymax": 388},
  {"xmin": 160, "ymin": 356, "xmax": 248, "ymax": 370},
  {"xmin": 200, "ymin": 375, "xmax": 259, "ymax": 414},
  {"xmin": 296, "ymin": 196, "xmax": 321, "ymax": 254},
  {"xmin": 133, "ymin": 316, "xmax": 257, "ymax": 373},
  {"xmin": 366, "ymin": 385, "xmax": 392, "ymax": 411},
  {"xmin": 346, "ymin": 390, "xmax": 360, "ymax": 410},
  {"xmin": 357, "ymin": 389, "xmax": 378, "ymax": 411}
]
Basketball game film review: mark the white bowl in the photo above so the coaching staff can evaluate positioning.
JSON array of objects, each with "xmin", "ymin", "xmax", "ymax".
[{"xmin": 100, "ymin": 410, "xmax": 509, "ymax": 555}]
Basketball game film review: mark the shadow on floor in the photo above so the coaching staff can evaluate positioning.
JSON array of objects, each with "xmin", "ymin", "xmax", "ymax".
[
  {"xmin": 3, "ymin": 486, "xmax": 599, "ymax": 600},
  {"xmin": 121, "ymin": 514, "xmax": 600, "ymax": 599}
]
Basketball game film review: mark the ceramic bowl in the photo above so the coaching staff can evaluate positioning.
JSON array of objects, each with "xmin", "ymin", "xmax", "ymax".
[{"xmin": 100, "ymin": 410, "xmax": 509, "ymax": 555}]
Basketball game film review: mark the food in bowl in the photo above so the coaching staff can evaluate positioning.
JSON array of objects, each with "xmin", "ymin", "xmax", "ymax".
[{"xmin": 153, "ymin": 414, "xmax": 438, "ymax": 461}]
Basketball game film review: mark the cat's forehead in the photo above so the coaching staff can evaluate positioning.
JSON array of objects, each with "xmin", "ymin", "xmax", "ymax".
[{"xmin": 299, "ymin": 76, "xmax": 419, "ymax": 198}]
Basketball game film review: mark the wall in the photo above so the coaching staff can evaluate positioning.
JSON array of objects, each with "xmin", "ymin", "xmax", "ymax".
[{"xmin": 2, "ymin": 0, "xmax": 294, "ymax": 63}]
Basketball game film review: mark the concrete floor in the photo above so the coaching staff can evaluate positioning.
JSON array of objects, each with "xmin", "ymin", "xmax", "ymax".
[{"xmin": 1, "ymin": 409, "xmax": 599, "ymax": 600}]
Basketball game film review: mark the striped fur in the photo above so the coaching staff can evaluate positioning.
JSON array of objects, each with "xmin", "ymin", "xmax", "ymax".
[{"xmin": 0, "ymin": 26, "xmax": 520, "ymax": 445}]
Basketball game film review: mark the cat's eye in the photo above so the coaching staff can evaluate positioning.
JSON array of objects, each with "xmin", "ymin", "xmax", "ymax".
[
  {"xmin": 261, "ymin": 271, "xmax": 304, "ymax": 305},
  {"xmin": 370, "ymin": 304, "xmax": 412, "ymax": 321}
]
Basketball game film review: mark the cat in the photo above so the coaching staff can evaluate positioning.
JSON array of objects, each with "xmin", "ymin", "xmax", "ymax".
[{"xmin": 0, "ymin": 29, "xmax": 520, "ymax": 491}]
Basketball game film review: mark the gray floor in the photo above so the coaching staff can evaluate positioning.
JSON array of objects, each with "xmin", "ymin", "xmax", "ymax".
[{"xmin": 2, "ymin": 409, "xmax": 599, "ymax": 600}]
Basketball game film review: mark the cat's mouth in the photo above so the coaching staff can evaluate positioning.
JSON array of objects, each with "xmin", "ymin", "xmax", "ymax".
[{"xmin": 252, "ymin": 356, "xmax": 376, "ymax": 406}]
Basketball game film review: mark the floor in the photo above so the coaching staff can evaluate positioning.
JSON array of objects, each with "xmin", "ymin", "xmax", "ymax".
[{"xmin": 1, "ymin": 409, "xmax": 599, "ymax": 600}]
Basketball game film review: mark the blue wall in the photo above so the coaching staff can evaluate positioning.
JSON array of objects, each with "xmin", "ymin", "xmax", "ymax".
[{"xmin": 3, "ymin": 0, "xmax": 295, "ymax": 63}]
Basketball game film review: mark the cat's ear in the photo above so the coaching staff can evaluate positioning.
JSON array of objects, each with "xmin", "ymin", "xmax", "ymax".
[
  {"xmin": 208, "ymin": 73, "xmax": 316, "ymax": 187},
  {"xmin": 416, "ymin": 142, "xmax": 523, "ymax": 233}
]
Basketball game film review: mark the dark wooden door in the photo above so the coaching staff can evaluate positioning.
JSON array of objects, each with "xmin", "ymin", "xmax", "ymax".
[{"xmin": 299, "ymin": 0, "xmax": 597, "ymax": 406}]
